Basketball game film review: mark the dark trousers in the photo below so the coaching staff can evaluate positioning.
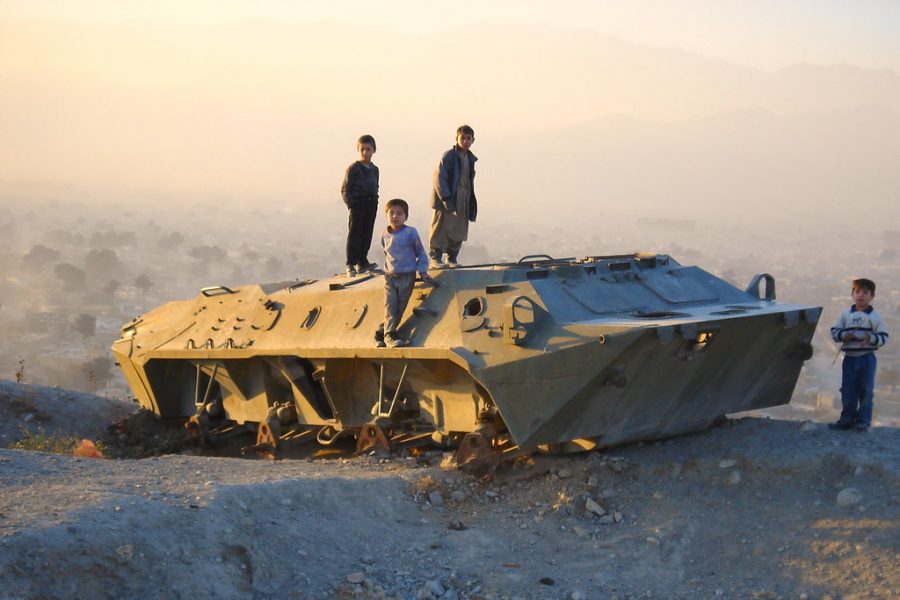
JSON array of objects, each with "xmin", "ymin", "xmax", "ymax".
[
  {"xmin": 346, "ymin": 202, "xmax": 377, "ymax": 267},
  {"xmin": 839, "ymin": 352, "xmax": 877, "ymax": 426}
]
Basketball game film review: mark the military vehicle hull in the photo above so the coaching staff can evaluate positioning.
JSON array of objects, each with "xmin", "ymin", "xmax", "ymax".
[{"xmin": 112, "ymin": 254, "xmax": 820, "ymax": 454}]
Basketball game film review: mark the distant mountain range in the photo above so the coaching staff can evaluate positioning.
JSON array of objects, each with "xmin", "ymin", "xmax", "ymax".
[{"xmin": 1, "ymin": 20, "xmax": 897, "ymax": 218}]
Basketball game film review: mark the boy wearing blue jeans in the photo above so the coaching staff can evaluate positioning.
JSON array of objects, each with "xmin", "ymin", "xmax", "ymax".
[
  {"xmin": 377, "ymin": 199, "xmax": 434, "ymax": 348},
  {"xmin": 829, "ymin": 278, "xmax": 889, "ymax": 431}
]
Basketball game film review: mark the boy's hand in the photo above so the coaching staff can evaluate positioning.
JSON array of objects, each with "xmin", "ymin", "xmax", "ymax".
[
  {"xmin": 420, "ymin": 273, "xmax": 439, "ymax": 287},
  {"xmin": 841, "ymin": 332, "xmax": 855, "ymax": 342}
]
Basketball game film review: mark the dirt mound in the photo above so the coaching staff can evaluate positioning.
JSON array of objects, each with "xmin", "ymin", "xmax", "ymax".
[
  {"xmin": 1, "ymin": 382, "xmax": 898, "ymax": 599},
  {"xmin": 0, "ymin": 380, "xmax": 135, "ymax": 448}
]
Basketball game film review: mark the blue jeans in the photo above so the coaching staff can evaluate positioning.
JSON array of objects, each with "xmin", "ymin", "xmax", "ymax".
[{"xmin": 839, "ymin": 353, "xmax": 877, "ymax": 426}]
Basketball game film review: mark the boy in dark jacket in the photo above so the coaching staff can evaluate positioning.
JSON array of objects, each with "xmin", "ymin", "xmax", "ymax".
[
  {"xmin": 429, "ymin": 125, "xmax": 477, "ymax": 268},
  {"xmin": 341, "ymin": 134, "xmax": 379, "ymax": 276}
]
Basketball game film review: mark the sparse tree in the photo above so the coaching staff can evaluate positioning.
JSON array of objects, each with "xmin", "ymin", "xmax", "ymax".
[
  {"xmin": 21, "ymin": 244, "xmax": 60, "ymax": 271},
  {"xmin": 72, "ymin": 314, "xmax": 97, "ymax": 339},
  {"xmin": 82, "ymin": 356, "xmax": 113, "ymax": 392},
  {"xmin": 89, "ymin": 230, "xmax": 133, "ymax": 248},
  {"xmin": 134, "ymin": 273, "xmax": 153, "ymax": 293},
  {"xmin": 103, "ymin": 279, "xmax": 121, "ymax": 295},
  {"xmin": 84, "ymin": 248, "xmax": 122, "ymax": 279},
  {"xmin": 188, "ymin": 245, "xmax": 226, "ymax": 262},
  {"xmin": 264, "ymin": 256, "xmax": 283, "ymax": 278},
  {"xmin": 157, "ymin": 231, "xmax": 185, "ymax": 249},
  {"xmin": 53, "ymin": 263, "xmax": 87, "ymax": 291}
]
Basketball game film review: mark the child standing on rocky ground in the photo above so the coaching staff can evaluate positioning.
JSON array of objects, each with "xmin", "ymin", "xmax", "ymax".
[
  {"xmin": 376, "ymin": 199, "xmax": 435, "ymax": 348},
  {"xmin": 429, "ymin": 124, "xmax": 478, "ymax": 269},
  {"xmin": 341, "ymin": 134, "xmax": 379, "ymax": 277},
  {"xmin": 829, "ymin": 278, "xmax": 889, "ymax": 431}
]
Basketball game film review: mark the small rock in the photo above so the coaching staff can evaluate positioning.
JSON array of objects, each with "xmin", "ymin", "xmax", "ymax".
[
  {"xmin": 448, "ymin": 520, "xmax": 468, "ymax": 531},
  {"xmin": 853, "ymin": 465, "xmax": 864, "ymax": 476},
  {"xmin": 572, "ymin": 525, "xmax": 589, "ymax": 537},
  {"xmin": 798, "ymin": 420, "xmax": 817, "ymax": 432},
  {"xmin": 587, "ymin": 475, "xmax": 599, "ymax": 486},
  {"xmin": 115, "ymin": 545, "xmax": 133, "ymax": 565},
  {"xmin": 727, "ymin": 471, "xmax": 742, "ymax": 485},
  {"xmin": 645, "ymin": 537, "xmax": 660, "ymax": 545},
  {"xmin": 424, "ymin": 579, "xmax": 445, "ymax": 597},
  {"xmin": 429, "ymin": 491, "xmax": 445, "ymax": 507},
  {"xmin": 837, "ymin": 487, "xmax": 863, "ymax": 506},
  {"xmin": 585, "ymin": 497, "xmax": 606, "ymax": 516},
  {"xmin": 652, "ymin": 491, "xmax": 663, "ymax": 500},
  {"xmin": 557, "ymin": 467, "xmax": 573, "ymax": 479},
  {"xmin": 571, "ymin": 591, "xmax": 587, "ymax": 600},
  {"xmin": 346, "ymin": 572, "xmax": 365, "ymax": 584},
  {"xmin": 598, "ymin": 515, "xmax": 615, "ymax": 524},
  {"xmin": 442, "ymin": 589, "xmax": 459, "ymax": 600},
  {"xmin": 360, "ymin": 556, "xmax": 375, "ymax": 565},
  {"xmin": 539, "ymin": 577, "xmax": 555, "ymax": 586},
  {"xmin": 484, "ymin": 489, "xmax": 499, "ymax": 498},
  {"xmin": 610, "ymin": 462, "xmax": 625, "ymax": 473},
  {"xmin": 613, "ymin": 511, "xmax": 624, "ymax": 523},
  {"xmin": 719, "ymin": 459, "xmax": 737, "ymax": 469},
  {"xmin": 450, "ymin": 490, "xmax": 467, "ymax": 503}
]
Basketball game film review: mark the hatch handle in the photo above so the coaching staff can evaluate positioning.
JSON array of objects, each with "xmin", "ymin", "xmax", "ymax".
[
  {"xmin": 201, "ymin": 285, "xmax": 236, "ymax": 297},
  {"xmin": 745, "ymin": 274, "xmax": 776, "ymax": 301},
  {"xmin": 517, "ymin": 254, "xmax": 554, "ymax": 264}
]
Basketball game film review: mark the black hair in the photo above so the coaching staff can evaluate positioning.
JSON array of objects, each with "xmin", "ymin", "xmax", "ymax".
[
  {"xmin": 385, "ymin": 198, "xmax": 409, "ymax": 217},
  {"xmin": 456, "ymin": 124, "xmax": 475, "ymax": 138},
  {"xmin": 852, "ymin": 278, "xmax": 876, "ymax": 295},
  {"xmin": 357, "ymin": 134, "xmax": 376, "ymax": 152}
]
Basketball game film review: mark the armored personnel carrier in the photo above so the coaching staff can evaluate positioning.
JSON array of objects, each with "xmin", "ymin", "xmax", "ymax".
[{"xmin": 112, "ymin": 254, "xmax": 820, "ymax": 465}]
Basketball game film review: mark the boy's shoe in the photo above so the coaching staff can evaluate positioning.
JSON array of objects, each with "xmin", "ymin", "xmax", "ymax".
[
  {"xmin": 446, "ymin": 258, "xmax": 460, "ymax": 268},
  {"xmin": 357, "ymin": 262, "xmax": 377, "ymax": 273},
  {"xmin": 429, "ymin": 258, "xmax": 445, "ymax": 269},
  {"xmin": 375, "ymin": 339, "xmax": 386, "ymax": 348},
  {"xmin": 386, "ymin": 335, "xmax": 409, "ymax": 348},
  {"xmin": 827, "ymin": 421, "xmax": 852, "ymax": 431},
  {"xmin": 852, "ymin": 422, "xmax": 870, "ymax": 432},
  {"xmin": 345, "ymin": 265, "xmax": 357, "ymax": 277}
]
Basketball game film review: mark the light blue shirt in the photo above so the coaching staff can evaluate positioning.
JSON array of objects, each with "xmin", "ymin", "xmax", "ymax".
[{"xmin": 381, "ymin": 225, "xmax": 428, "ymax": 275}]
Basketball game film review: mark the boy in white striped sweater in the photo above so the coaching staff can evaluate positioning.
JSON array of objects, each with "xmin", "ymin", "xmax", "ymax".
[{"xmin": 829, "ymin": 278, "xmax": 889, "ymax": 431}]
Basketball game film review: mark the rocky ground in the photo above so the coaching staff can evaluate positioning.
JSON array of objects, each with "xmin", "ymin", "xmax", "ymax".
[{"xmin": 1, "ymin": 380, "xmax": 898, "ymax": 600}]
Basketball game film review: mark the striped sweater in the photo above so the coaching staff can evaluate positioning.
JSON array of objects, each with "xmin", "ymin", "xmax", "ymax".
[{"xmin": 830, "ymin": 305, "xmax": 889, "ymax": 357}]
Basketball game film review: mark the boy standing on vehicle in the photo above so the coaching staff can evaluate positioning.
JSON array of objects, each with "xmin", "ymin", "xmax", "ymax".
[
  {"xmin": 378, "ymin": 199, "xmax": 434, "ymax": 348},
  {"xmin": 829, "ymin": 278, "xmax": 889, "ymax": 431},
  {"xmin": 429, "ymin": 125, "xmax": 477, "ymax": 268},
  {"xmin": 341, "ymin": 134, "xmax": 379, "ymax": 276}
]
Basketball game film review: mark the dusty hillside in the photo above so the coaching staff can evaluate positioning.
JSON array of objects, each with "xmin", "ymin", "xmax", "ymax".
[{"xmin": 1, "ymin": 381, "xmax": 898, "ymax": 600}]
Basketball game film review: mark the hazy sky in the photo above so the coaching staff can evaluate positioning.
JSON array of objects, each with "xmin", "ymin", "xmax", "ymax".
[
  {"xmin": 3, "ymin": 0, "xmax": 900, "ymax": 71},
  {"xmin": 2, "ymin": 0, "xmax": 899, "ymax": 220}
]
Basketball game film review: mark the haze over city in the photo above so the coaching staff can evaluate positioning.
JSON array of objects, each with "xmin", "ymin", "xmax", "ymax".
[{"xmin": 0, "ymin": 1, "xmax": 897, "ymax": 406}]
